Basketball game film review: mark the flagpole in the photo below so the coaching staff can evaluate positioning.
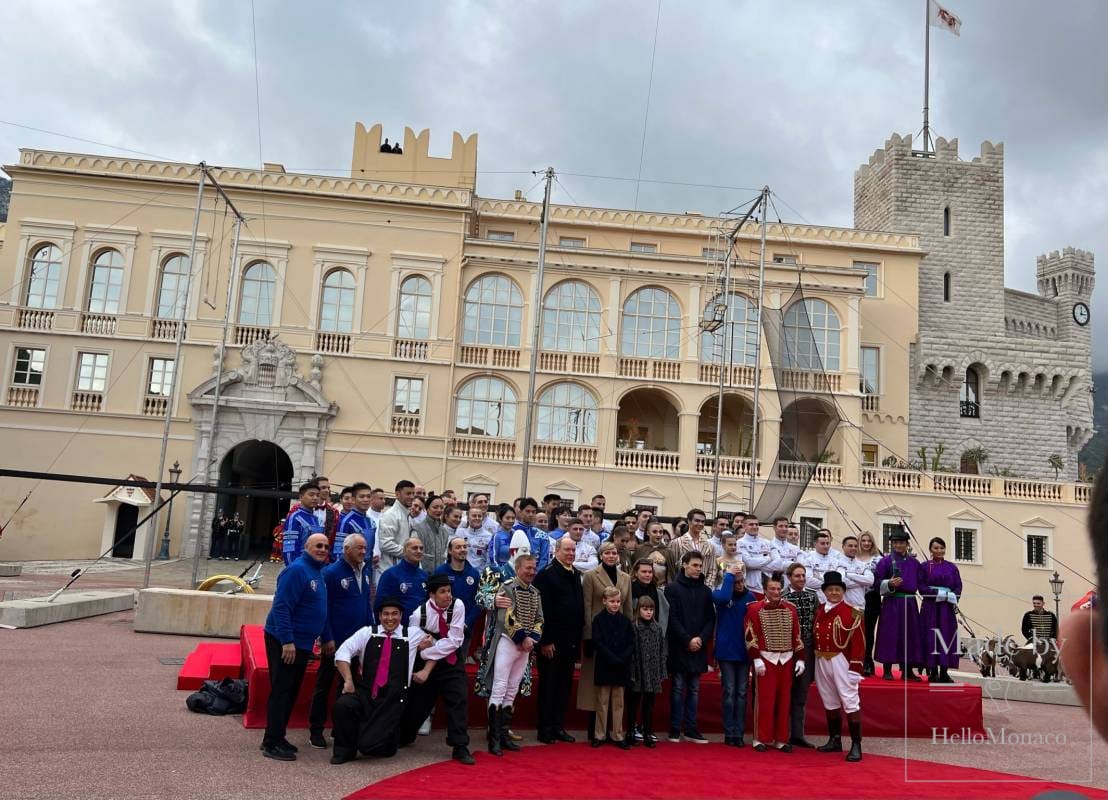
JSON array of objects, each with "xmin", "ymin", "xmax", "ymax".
[{"xmin": 922, "ymin": 0, "xmax": 931, "ymax": 153}]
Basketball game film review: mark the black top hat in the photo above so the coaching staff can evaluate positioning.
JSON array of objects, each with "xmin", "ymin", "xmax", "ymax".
[
  {"xmin": 375, "ymin": 595, "xmax": 404, "ymax": 613},
  {"xmin": 426, "ymin": 573, "xmax": 451, "ymax": 594},
  {"xmin": 888, "ymin": 526, "xmax": 910, "ymax": 542},
  {"xmin": 822, "ymin": 571, "xmax": 846, "ymax": 591}
]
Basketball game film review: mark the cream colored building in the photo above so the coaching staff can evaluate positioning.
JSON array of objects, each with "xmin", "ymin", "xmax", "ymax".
[{"xmin": 0, "ymin": 122, "xmax": 1094, "ymax": 634}]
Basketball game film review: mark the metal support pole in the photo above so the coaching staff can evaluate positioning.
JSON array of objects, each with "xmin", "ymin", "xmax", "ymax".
[
  {"xmin": 156, "ymin": 461, "xmax": 182, "ymax": 559},
  {"xmin": 519, "ymin": 167, "xmax": 555, "ymax": 497},
  {"xmin": 710, "ymin": 243, "xmax": 733, "ymax": 516},
  {"xmin": 192, "ymin": 214, "xmax": 243, "ymax": 587},
  {"xmin": 747, "ymin": 188, "xmax": 769, "ymax": 510},
  {"xmin": 922, "ymin": 0, "xmax": 932, "ymax": 153},
  {"xmin": 143, "ymin": 165, "xmax": 206, "ymax": 588}
]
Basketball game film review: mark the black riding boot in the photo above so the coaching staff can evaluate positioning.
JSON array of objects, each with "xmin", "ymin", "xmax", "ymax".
[
  {"xmin": 903, "ymin": 663, "xmax": 921, "ymax": 681},
  {"xmin": 846, "ymin": 716, "xmax": 863, "ymax": 762},
  {"xmin": 500, "ymin": 706, "xmax": 521, "ymax": 751},
  {"xmin": 938, "ymin": 666, "xmax": 952, "ymax": 683},
  {"xmin": 487, "ymin": 704, "xmax": 502, "ymax": 756},
  {"xmin": 882, "ymin": 663, "xmax": 894, "ymax": 681},
  {"xmin": 817, "ymin": 710, "xmax": 843, "ymax": 752}
]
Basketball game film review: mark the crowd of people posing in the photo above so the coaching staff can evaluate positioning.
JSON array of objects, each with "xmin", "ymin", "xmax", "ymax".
[{"xmin": 259, "ymin": 477, "xmax": 963, "ymax": 767}]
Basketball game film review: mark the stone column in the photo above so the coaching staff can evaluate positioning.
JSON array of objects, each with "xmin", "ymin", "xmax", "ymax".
[{"xmin": 678, "ymin": 411, "xmax": 700, "ymax": 473}]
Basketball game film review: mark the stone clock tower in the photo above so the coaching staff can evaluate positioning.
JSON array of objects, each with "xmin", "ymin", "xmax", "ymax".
[{"xmin": 854, "ymin": 133, "xmax": 1095, "ymax": 480}]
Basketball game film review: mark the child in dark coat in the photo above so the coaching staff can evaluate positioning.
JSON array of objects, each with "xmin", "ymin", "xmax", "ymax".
[
  {"xmin": 627, "ymin": 594, "xmax": 666, "ymax": 747},
  {"xmin": 592, "ymin": 585, "xmax": 635, "ymax": 748}
]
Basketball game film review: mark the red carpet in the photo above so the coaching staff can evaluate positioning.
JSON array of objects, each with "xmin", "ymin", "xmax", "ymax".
[
  {"xmin": 343, "ymin": 743, "xmax": 1106, "ymax": 800},
  {"xmin": 180, "ymin": 626, "xmax": 984, "ymax": 736}
]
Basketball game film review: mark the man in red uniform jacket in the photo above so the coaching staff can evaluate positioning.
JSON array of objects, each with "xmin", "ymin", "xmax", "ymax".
[
  {"xmin": 744, "ymin": 572, "xmax": 803, "ymax": 751},
  {"xmin": 812, "ymin": 570, "xmax": 865, "ymax": 762}
]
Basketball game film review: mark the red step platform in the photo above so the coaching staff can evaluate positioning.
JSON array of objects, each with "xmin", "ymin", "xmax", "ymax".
[
  {"xmin": 176, "ymin": 642, "xmax": 244, "ymax": 690},
  {"xmin": 184, "ymin": 626, "xmax": 984, "ymax": 737}
]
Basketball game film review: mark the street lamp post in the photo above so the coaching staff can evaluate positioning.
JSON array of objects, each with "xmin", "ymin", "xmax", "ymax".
[
  {"xmin": 1049, "ymin": 570, "xmax": 1065, "ymax": 620},
  {"xmin": 157, "ymin": 460, "xmax": 183, "ymax": 560}
]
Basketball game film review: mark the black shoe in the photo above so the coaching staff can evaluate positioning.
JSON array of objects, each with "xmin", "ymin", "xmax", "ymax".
[
  {"xmin": 846, "ymin": 720, "xmax": 863, "ymax": 762},
  {"xmin": 667, "ymin": 730, "xmax": 681, "ymax": 743},
  {"xmin": 684, "ymin": 729, "xmax": 709, "ymax": 744},
  {"xmin": 591, "ymin": 739, "xmax": 603, "ymax": 748},
  {"xmin": 778, "ymin": 743, "xmax": 793, "ymax": 753},
  {"xmin": 735, "ymin": 738, "xmax": 745, "ymax": 748},
  {"xmin": 644, "ymin": 736, "xmax": 656, "ymax": 749},
  {"xmin": 882, "ymin": 664, "xmax": 895, "ymax": 681},
  {"xmin": 329, "ymin": 754, "xmax": 351, "ymax": 765},
  {"xmin": 617, "ymin": 739, "xmax": 631, "ymax": 750},
  {"xmin": 790, "ymin": 737, "xmax": 815, "ymax": 748},
  {"xmin": 723, "ymin": 736, "xmax": 734, "ymax": 746},
  {"xmin": 906, "ymin": 672, "xmax": 922, "ymax": 682},
  {"xmin": 279, "ymin": 738, "xmax": 299, "ymax": 753},
  {"xmin": 452, "ymin": 746, "xmax": 476, "ymax": 765},
  {"xmin": 309, "ymin": 731, "xmax": 327, "ymax": 749},
  {"xmin": 262, "ymin": 744, "xmax": 295, "ymax": 761},
  {"xmin": 555, "ymin": 730, "xmax": 576, "ymax": 743},
  {"xmin": 537, "ymin": 733, "xmax": 556, "ymax": 744},
  {"xmin": 631, "ymin": 725, "xmax": 643, "ymax": 741},
  {"xmin": 753, "ymin": 742, "xmax": 767, "ymax": 752}
]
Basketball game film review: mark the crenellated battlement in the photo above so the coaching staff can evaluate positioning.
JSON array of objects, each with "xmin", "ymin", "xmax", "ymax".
[
  {"xmin": 1037, "ymin": 247, "xmax": 1095, "ymax": 298},
  {"xmin": 349, "ymin": 121, "xmax": 478, "ymax": 190},
  {"xmin": 855, "ymin": 133, "xmax": 1004, "ymax": 179}
]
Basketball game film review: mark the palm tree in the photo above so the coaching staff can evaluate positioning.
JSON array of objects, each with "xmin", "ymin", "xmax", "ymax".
[{"xmin": 1047, "ymin": 453, "xmax": 1064, "ymax": 480}]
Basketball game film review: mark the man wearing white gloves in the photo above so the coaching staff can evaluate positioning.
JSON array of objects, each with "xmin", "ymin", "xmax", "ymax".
[{"xmin": 743, "ymin": 572, "xmax": 804, "ymax": 752}]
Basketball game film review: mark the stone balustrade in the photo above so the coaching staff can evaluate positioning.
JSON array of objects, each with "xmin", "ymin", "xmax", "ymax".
[{"xmin": 615, "ymin": 448, "xmax": 679, "ymax": 472}]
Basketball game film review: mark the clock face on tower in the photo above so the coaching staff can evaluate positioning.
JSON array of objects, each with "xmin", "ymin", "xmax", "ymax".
[{"xmin": 1073, "ymin": 302, "xmax": 1090, "ymax": 326}]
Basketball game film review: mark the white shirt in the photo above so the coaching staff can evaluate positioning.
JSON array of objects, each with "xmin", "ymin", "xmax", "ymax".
[
  {"xmin": 802, "ymin": 549, "xmax": 847, "ymax": 603},
  {"xmin": 367, "ymin": 507, "xmax": 383, "ymax": 524},
  {"xmin": 839, "ymin": 555, "xmax": 875, "ymax": 609},
  {"xmin": 459, "ymin": 526, "xmax": 492, "ymax": 572},
  {"xmin": 335, "ymin": 624, "xmax": 427, "ymax": 684},
  {"xmin": 582, "ymin": 530, "xmax": 602, "ymax": 551},
  {"xmin": 571, "ymin": 538, "xmax": 598, "ymax": 572},
  {"xmin": 376, "ymin": 501, "xmax": 413, "ymax": 571},
  {"xmin": 409, "ymin": 599, "xmax": 465, "ymax": 662},
  {"xmin": 738, "ymin": 533, "xmax": 773, "ymax": 592},
  {"xmin": 767, "ymin": 537, "xmax": 802, "ymax": 573}
]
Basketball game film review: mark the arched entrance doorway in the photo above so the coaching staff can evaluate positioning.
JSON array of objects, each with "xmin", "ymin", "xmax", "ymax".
[{"xmin": 216, "ymin": 440, "xmax": 294, "ymax": 557}]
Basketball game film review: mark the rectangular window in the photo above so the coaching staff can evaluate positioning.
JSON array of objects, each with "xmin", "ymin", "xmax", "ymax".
[
  {"xmin": 881, "ymin": 522, "xmax": 903, "ymax": 554},
  {"xmin": 861, "ymin": 444, "xmax": 878, "ymax": 467},
  {"xmin": 772, "ymin": 254, "xmax": 798, "ymax": 265},
  {"xmin": 76, "ymin": 352, "xmax": 109, "ymax": 392},
  {"xmin": 1025, "ymin": 532, "xmax": 1049, "ymax": 568},
  {"xmin": 629, "ymin": 242, "xmax": 657, "ymax": 254},
  {"xmin": 393, "ymin": 377, "xmax": 423, "ymax": 415},
  {"xmin": 12, "ymin": 347, "xmax": 46, "ymax": 386},
  {"xmin": 860, "ymin": 346, "xmax": 880, "ymax": 394},
  {"xmin": 855, "ymin": 261, "xmax": 880, "ymax": 297},
  {"xmin": 702, "ymin": 247, "xmax": 727, "ymax": 260},
  {"xmin": 799, "ymin": 517, "xmax": 824, "ymax": 550},
  {"xmin": 953, "ymin": 526, "xmax": 978, "ymax": 563},
  {"xmin": 147, "ymin": 358, "xmax": 175, "ymax": 396},
  {"xmin": 559, "ymin": 236, "xmax": 585, "ymax": 248},
  {"xmin": 487, "ymin": 231, "xmax": 514, "ymax": 242}
]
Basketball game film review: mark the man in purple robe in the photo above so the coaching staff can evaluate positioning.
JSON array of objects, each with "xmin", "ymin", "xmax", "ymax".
[
  {"xmin": 873, "ymin": 528, "xmax": 923, "ymax": 681},
  {"xmin": 919, "ymin": 536, "xmax": 962, "ymax": 683}
]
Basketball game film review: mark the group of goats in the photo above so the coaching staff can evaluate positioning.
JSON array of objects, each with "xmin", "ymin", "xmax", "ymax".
[{"xmin": 974, "ymin": 636, "xmax": 1066, "ymax": 683}]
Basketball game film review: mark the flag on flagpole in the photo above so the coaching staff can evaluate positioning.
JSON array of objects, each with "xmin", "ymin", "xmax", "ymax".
[{"xmin": 929, "ymin": 0, "xmax": 962, "ymax": 36}]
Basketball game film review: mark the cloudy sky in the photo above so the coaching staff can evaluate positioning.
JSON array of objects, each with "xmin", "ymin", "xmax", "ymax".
[{"xmin": 1, "ymin": 0, "xmax": 1104, "ymax": 367}]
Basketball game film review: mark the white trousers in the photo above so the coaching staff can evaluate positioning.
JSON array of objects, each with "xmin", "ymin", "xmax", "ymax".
[
  {"xmin": 815, "ymin": 653, "xmax": 862, "ymax": 714},
  {"xmin": 488, "ymin": 634, "xmax": 529, "ymax": 707}
]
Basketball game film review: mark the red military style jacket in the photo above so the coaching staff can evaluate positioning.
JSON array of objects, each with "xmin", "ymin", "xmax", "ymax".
[
  {"xmin": 813, "ymin": 601, "xmax": 865, "ymax": 674},
  {"xmin": 744, "ymin": 599, "xmax": 803, "ymax": 658}
]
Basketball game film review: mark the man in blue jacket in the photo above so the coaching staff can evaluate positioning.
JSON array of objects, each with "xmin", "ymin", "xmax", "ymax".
[
  {"xmin": 433, "ymin": 536, "xmax": 481, "ymax": 654},
  {"xmin": 283, "ymin": 482, "xmax": 324, "ymax": 566},
  {"xmin": 376, "ymin": 538, "xmax": 428, "ymax": 625},
  {"xmin": 712, "ymin": 563, "xmax": 757, "ymax": 747},
  {"xmin": 262, "ymin": 532, "xmax": 330, "ymax": 761},
  {"xmin": 333, "ymin": 482, "xmax": 376, "ymax": 563},
  {"xmin": 308, "ymin": 532, "xmax": 374, "ymax": 750}
]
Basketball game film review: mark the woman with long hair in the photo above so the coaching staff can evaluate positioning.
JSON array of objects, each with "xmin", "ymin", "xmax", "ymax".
[
  {"xmin": 857, "ymin": 531, "xmax": 882, "ymax": 676},
  {"xmin": 920, "ymin": 536, "xmax": 962, "ymax": 683}
]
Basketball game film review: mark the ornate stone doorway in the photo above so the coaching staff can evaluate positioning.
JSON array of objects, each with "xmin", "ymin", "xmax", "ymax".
[{"xmin": 216, "ymin": 440, "xmax": 295, "ymax": 557}]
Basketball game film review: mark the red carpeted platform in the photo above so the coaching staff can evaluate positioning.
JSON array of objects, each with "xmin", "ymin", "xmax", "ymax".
[
  {"xmin": 344, "ymin": 743, "xmax": 1107, "ymax": 800},
  {"xmin": 182, "ymin": 626, "xmax": 984, "ymax": 737},
  {"xmin": 176, "ymin": 642, "xmax": 244, "ymax": 690}
]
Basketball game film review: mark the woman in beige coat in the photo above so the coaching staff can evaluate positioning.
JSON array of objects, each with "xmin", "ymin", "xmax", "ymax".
[{"xmin": 577, "ymin": 542, "xmax": 633, "ymax": 740}]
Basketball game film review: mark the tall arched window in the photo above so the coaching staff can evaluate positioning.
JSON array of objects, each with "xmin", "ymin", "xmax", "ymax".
[
  {"xmin": 960, "ymin": 367, "xmax": 981, "ymax": 418},
  {"xmin": 461, "ymin": 274, "xmax": 522, "ymax": 347},
  {"xmin": 239, "ymin": 261, "xmax": 276, "ymax": 326},
  {"xmin": 536, "ymin": 382, "xmax": 598, "ymax": 443},
  {"xmin": 541, "ymin": 280, "xmax": 601, "ymax": 353},
  {"xmin": 397, "ymin": 275, "xmax": 433, "ymax": 339},
  {"xmin": 621, "ymin": 287, "xmax": 681, "ymax": 359},
  {"xmin": 943, "ymin": 206, "xmax": 951, "ymax": 236},
  {"xmin": 319, "ymin": 269, "xmax": 355, "ymax": 332},
  {"xmin": 699, "ymin": 292, "xmax": 759, "ymax": 365},
  {"xmin": 455, "ymin": 376, "xmax": 517, "ymax": 438},
  {"xmin": 87, "ymin": 249, "xmax": 124, "ymax": 314},
  {"xmin": 783, "ymin": 298, "xmax": 841, "ymax": 371},
  {"xmin": 943, "ymin": 272, "xmax": 951, "ymax": 302},
  {"xmin": 24, "ymin": 244, "xmax": 62, "ymax": 309},
  {"xmin": 156, "ymin": 254, "xmax": 190, "ymax": 318}
]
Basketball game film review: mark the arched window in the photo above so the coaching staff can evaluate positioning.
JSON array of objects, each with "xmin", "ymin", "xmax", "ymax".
[
  {"xmin": 541, "ymin": 280, "xmax": 601, "ymax": 353},
  {"xmin": 960, "ymin": 367, "xmax": 981, "ymax": 418},
  {"xmin": 461, "ymin": 274, "xmax": 522, "ymax": 347},
  {"xmin": 783, "ymin": 298, "xmax": 841, "ymax": 371},
  {"xmin": 239, "ymin": 261, "xmax": 276, "ymax": 325},
  {"xmin": 397, "ymin": 275, "xmax": 433, "ymax": 339},
  {"xmin": 319, "ymin": 269, "xmax": 355, "ymax": 332},
  {"xmin": 24, "ymin": 244, "xmax": 62, "ymax": 309},
  {"xmin": 455, "ymin": 376, "xmax": 517, "ymax": 438},
  {"xmin": 536, "ymin": 383, "xmax": 598, "ymax": 444},
  {"xmin": 943, "ymin": 206, "xmax": 951, "ymax": 236},
  {"xmin": 156, "ymin": 254, "xmax": 190, "ymax": 318},
  {"xmin": 87, "ymin": 249, "xmax": 124, "ymax": 314},
  {"xmin": 943, "ymin": 272, "xmax": 951, "ymax": 302},
  {"xmin": 699, "ymin": 292, "xmax": 759, "ymax": 366},
  {"xmin": 621, "ymin": 287, "xmax": 681, "ymax": 359}
]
